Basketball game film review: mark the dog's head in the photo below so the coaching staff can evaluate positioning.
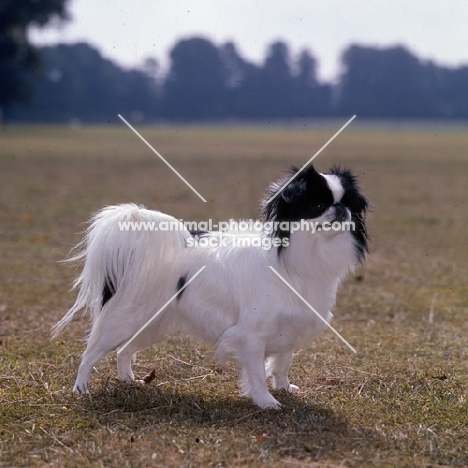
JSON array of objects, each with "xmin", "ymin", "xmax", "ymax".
[{"xmin": 262, "ymin": 165, "xmax": 369, "ymax": 261}]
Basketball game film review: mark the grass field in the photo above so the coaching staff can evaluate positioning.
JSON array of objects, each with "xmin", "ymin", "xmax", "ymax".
[{"xmin": 1, "ymin": 121, "xmax": 467, "ymax": 467}]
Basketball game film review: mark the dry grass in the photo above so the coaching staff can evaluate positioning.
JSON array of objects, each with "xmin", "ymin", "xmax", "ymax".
[{"xmin": 1, "ymin": 122, "xmax": 468, "ymax": 467}]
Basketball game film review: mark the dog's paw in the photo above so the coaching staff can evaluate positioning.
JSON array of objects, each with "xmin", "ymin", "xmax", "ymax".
[
  {"xmin": 254, "ymin": 394, "xmax": 282, "ymax": 410},
  {"xmin": 287, "ymin": 383, "xmax": 300, "ymax": 392},
  {"xmin": 261, "ymin": 399, "xmax": 282, "ymax": 410},
  {"xmin": 134, "ymin": 379, "xmax": 146, "ymax": 386},
  {"xmin": 73, "ymin": 384, "xmax": 90, "ymax": 394},
  {"xmin": 272, "ymin": 379, "xmax": 300, "ymax": 393}
]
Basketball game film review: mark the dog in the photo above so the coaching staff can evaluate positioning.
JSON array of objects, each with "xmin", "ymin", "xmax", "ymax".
[{"xmin": 54, "ymin": 165, "xmax": 369, "ymax": 409}]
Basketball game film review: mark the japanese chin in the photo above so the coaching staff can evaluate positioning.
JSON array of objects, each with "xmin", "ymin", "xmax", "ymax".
[{"xmin": 54, "ymin": 165, "xmax": 369, "ymax": 409}]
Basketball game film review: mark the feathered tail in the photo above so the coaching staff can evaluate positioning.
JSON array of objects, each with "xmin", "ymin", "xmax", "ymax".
[{"xmin": 53, "ymin": 204, "xmax": 190, "ymax": 337}]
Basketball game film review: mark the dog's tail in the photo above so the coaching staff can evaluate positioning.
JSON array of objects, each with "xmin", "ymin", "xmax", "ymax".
[{"xmin": 52, "ymin": 204, "xmax": 191, "ymax": 337}]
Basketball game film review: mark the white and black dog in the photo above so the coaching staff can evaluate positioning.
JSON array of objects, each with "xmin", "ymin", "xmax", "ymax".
[{"xmin": 54, "ymin": 165, "xmax": 368, "ymax": 409}]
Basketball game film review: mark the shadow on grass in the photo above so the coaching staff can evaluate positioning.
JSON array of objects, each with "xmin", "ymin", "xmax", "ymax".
[{"xmin": 74, "ymin": 379, "xmax": 380, "ymax": 460}]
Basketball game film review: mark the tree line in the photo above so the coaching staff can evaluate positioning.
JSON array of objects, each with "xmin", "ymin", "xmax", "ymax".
[{"xmin": 6, "ymin": 37, "xmax": 468, "ymax": 123}]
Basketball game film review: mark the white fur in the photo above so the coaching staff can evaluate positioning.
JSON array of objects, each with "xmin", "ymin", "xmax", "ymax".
[
  {"xmin": 55, "ymin": 202, "xmax": 358, "ymax": 409},
  {"xmin": 322, "ymin": 174, "xmax": 344, "ymax": 203}
]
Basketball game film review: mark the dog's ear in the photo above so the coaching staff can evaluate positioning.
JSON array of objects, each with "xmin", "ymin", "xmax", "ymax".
[
  {"xmin": 280, "ymin": 166, "xmax": 308, "ymax": 203},
  {"xmin": 353, "ymin": 191, "xmax": 369, "ymax": 215},
  {"xmin": 330, "ymin": 166, "xmax": 369, "ymax": 215},
  {"xmin": 281, "ymin": 179, "xmax": 306, "ymax": 203},
  {"xmin": 344, "ymin": 184, "xmax": 369, "ymax": 216}
]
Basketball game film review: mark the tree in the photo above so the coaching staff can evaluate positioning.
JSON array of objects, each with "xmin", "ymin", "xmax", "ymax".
[
  {"xmin": 219, "ymin": 41, "xmax": 258, "ymax": 118},
  {"xmin": 9, "ymin": 43, "xmax": 161, "ymax": 123},
  {"xmin": 0, "ymin": 0, "xmax": 70, "ymax": 120},
  {"xmin": 296, "ymin": 50, "xmax": 317, "ymax": 89},
  {"xmin": 259, "ymin": 41, "xmax": 295, "ymax": 118},
  {"xmin": 292, "ymin": 49, "xmax": 331, "ymax": 117},
  {"xmin": 162, "ymin": 37, "xmax": 226, "ymax": 120},
  {"xmin": 444, "ymin": 66, "xmax": 468, "ymax": 118},
  {"xmin": 338, "ymin": 44, "xmax": 437, "ymax": 118}
]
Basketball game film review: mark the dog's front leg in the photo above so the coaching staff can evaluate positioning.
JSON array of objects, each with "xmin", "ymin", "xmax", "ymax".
[
  {"xmin": 265, "ymin": 351, "xmax": 299, "ymax": 392},
  {"xmin": 237, "ymin": 341, "xmax": 282, "ymax": 410}
]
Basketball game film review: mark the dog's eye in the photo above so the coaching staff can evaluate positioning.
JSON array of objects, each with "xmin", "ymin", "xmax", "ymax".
[{"xmin": 313, "ymin": 202, "xmax": 325, "ymax": 211}]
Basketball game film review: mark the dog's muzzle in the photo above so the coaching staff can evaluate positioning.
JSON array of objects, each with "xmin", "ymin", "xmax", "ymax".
[{"xmin": 332, "ymin": 203, "xmax": 350, "ymax": 222}]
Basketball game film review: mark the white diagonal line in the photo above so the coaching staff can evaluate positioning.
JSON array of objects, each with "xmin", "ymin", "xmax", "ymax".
[
  {"xmin": 118, "ymin": 114, "xmax": 207, "ymax": 203},
  {"xmin": 117, "ymin": 266, "xmax": 206, "ymax": 354},
  {"xmin": 266, "ymin": 115, "xmax": 356, "ymax": 204},
  {"xmin": 268, "ymin": 266, "xmax": 357, "ymax": 353}
]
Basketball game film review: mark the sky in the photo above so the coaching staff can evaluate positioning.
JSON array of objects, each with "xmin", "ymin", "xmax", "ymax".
[{"xmin": 30, "ymin": 0, "xmax": 468, "ymax": 82}]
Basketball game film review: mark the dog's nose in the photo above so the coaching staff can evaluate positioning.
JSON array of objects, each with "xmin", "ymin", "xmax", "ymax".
[{"xmin": 333, "ymin": 203, "xmax": 348, "ymax": 221}]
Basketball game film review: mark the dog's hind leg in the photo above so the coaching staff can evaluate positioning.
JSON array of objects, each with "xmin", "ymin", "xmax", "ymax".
[
  {"xmin": 265, "ymin": 351, "xmax": 299, "ymax": 392},
  {"xmin": 116, "ymin": 321, "xmax": 169, "ymax": 384},
  {"xmin": 74, "ymin": 343, "xmax": 107, "ymax": 394},
  {"xmin": 73, "ymin": 315, "xmax": 137, "ymax": 393},
  {"xmin": 116, "ymin": 347, "xmax": 135, "ymax": 382}
]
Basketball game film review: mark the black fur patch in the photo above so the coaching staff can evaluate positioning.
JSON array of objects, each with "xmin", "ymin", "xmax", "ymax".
[
  {"xmin": 330, "ymin": 166, "xmax": 370, "ymax": 263},
  {"xmin": 102, "ymin": 278, "xmax": 116, "ymax": 307},
  {"xmin": 189, "ymin": 229, "xmax": 210, "ymax": 238},
  {"xmin": 176, "ymin": 274, "xmax": 188, "ymax": 300}
]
